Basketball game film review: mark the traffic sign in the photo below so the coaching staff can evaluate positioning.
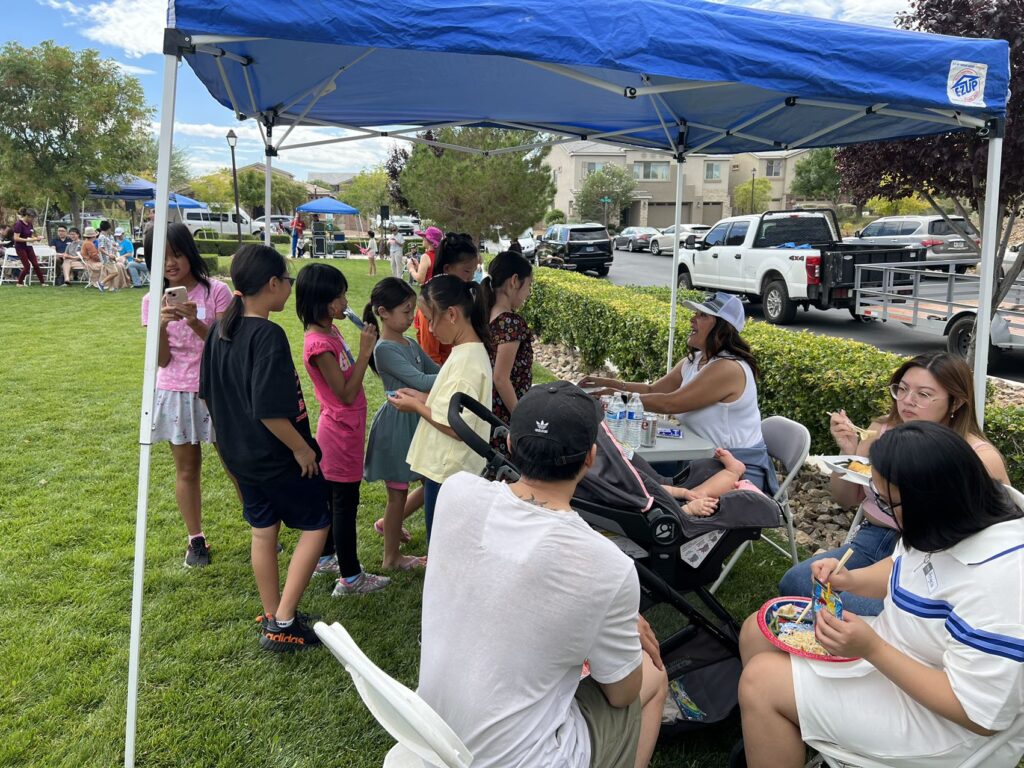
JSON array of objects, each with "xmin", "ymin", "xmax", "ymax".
[{"xmin": 599, "ymin": 196, "xmax": 612, "ymax": 203}]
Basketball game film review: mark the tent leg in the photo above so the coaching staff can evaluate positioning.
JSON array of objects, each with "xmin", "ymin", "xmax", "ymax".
[
  {"xmin": 666, "ymin": 158, "xmax": 685, "ymax": 372},
  {"xmin": 125, "ymin": 52, "xmax": 179, "ymax": 768},
  {"xmin": 265, "ymin": 128, "xmax": 273, "ymax": 248},
  {"xmin": 972, "ymin": 126, "xmax": 1003, "ymax": 426}
]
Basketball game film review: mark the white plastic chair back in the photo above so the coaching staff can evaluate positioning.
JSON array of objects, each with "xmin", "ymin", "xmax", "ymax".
[
  {"xmin": 314, "ymin": 621, "xmax": 473, "ymax": 768},
  {"xmin": 1005, "ymin": 483, "xmax": 1024, "ymax": 512}
]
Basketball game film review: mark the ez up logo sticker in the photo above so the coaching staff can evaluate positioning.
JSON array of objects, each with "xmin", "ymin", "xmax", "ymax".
[{"xmin": 947, "ymin": 61, "xmax": 987, "ymax": 107}]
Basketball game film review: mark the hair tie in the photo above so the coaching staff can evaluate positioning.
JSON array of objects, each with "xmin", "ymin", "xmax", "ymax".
[{"xmin": 232, "ymin": 289, "xmax": 243, "ymax": 297}]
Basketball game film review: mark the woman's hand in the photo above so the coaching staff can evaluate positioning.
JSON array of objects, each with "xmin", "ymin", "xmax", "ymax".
[
  {"xmin": 177, "ymin": 301, "xmax": 199, "ymax": 323},
  {"xmin": 829, "ymin": 409, "xmax": 860, "ymax": 456},
  {"xmin": 815, "ymin": 610, "xmax": 880, "ymax": 659},
  {"xmin": 810, "ymin": 557, "xmax": 855, "ymax": 593},
  {"xmin": 577, "ymin": 375, "xmax": 619, "ymax": 390},
  {"xmin": 683, "ymin": 496, "xmax": 718, "ymax": 517},
  {"xmin": 293, "ymin": 444, "xmax": 319, "ymax": 478},
  {"xmin": 357, "ymin": 322, "xmax": 378, "ymax": 359},
  {"xmin": 389, "ymin": 388, "xmax": 427, "ymax": 413},
  {"xmin": 159, "ymin": 303, "xmax": 183, "ymax": 326}
]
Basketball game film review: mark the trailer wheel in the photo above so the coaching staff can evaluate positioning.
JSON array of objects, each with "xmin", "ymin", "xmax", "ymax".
[
  {"xmin": 947, "ymin": 316, "xmax": 1004, "ymax": 365},
  {"xmin": 849, "ymin": 307, "xmax": 872, "ymax": 323},
  {"xmin": 762, "ymin": 280, "xmax": 797, "ymax": 324}
]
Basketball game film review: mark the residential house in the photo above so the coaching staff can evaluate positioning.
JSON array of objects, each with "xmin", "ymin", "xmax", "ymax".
[
  {"xmin": 728, "ymin": 149, "xmax": 831, "ymax": 212},
  {"xmin": 546, "ymin": 141, "xmax": 733, "ymax": 228}
]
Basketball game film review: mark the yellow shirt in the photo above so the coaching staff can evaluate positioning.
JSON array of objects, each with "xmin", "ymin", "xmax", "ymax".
[{"xmin": 407, "ymin": 342, "xmax": 493, "ymax": 483}]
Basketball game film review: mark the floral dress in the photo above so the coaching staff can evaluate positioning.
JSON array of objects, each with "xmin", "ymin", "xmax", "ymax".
[{"xmin": 489, "ymin": 311, "xmax": 533, "ymax": 449}]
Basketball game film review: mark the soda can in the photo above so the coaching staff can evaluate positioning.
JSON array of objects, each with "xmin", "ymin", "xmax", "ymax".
[
  {"xmin": 640, "ymin": 412, "xmax": 659, "ymax": 448},
  {"xmin": 600, "ymin": 394, "xmax": 613, "ymax": 413}
]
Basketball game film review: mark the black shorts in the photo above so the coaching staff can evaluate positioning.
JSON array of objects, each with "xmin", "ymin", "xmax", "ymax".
[{"xmin": 238, "ymin": 472, "xmax": 331, "ymax": 531}]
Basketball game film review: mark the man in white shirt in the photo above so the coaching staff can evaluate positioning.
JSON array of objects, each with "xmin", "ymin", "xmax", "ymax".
[
  {"xmin": 386, "ymin": 224, "xmax": 404, "ymax": 278},
  {"xmin": 419, "ymin": 381, "xmax": 668, "ymax": 768}
]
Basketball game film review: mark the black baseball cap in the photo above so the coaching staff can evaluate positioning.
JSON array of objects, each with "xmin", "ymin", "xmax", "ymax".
[{"xmin": 510, "ymin": 381, "xmax": 602, "ymax": 466}]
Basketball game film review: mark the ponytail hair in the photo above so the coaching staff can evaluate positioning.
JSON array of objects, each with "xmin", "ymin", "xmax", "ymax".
[
  {"xmin": 420, "ymin": 274, "xmax": 492, "ymax": 356},
  {"xmin": 220, "ymin": 244, "xmax": 288, "ymax": 341},
  {"xmin": 362, "ymin": 277, "xmax": 416, "ymax": 374},
  {"xmin": 433, "ymin": 232, "xmax": 478, "ymax": 275},
  {"xmin": 480, "ymin": 250, "xmax": 533, "ymax": 315}
]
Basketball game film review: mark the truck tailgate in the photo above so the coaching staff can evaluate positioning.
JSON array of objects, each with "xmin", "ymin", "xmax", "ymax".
[{"xmin": 822, "ymin": 245, "xmax": 926, "ymax": 290}]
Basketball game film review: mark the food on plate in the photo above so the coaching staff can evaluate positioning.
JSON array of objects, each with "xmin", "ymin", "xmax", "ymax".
[
  {"xmin": 846, "ymin": 460, "xmax": 871, "ymax": 476},
  {"xmin": 776, "ymin": 623, "xmax": 830, "ymax": 656}
]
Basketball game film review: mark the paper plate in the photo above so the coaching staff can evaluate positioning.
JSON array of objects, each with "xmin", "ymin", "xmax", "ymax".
[
  {"xmin": 819, "ymin": 455, "xmax": 872, "ymax": 487},
  {"xmin": 756, "ymin": 597, "xmax": 858, "ymax": 662}
]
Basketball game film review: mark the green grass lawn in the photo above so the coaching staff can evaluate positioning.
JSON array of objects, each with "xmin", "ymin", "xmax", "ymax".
[{"xmin": 0, "ymin": 264, "xmax": 793, "ymax": 767}]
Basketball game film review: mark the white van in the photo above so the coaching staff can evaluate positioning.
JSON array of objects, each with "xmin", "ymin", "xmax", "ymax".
[{"xmin": 181, "ymin": 210, "xmax": 258, "ymax": 238}]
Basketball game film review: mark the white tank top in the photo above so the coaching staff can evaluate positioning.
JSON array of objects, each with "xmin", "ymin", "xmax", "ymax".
[{"xmin": 677, "ymin": 352, "xmax": 763, "ymax": 449}]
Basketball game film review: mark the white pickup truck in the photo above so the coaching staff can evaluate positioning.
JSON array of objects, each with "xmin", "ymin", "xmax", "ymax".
[{"xmin": 676, "ymin": 210, "xmax": 925, "ymax": 324}]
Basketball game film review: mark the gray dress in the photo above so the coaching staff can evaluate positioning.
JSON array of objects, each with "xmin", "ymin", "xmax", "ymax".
[{"xmin": 364, "ymin": 337, "xmax": 441, "ymax": 483}]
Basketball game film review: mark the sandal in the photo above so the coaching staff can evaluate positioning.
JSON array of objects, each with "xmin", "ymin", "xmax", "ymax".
[
  {"xmin": 374, "ymin": 517, "xmax": 411, "ymax": 543},
  {"xmin": 382, "ymin": 556, "xmax": 427, "ymax": 572}
]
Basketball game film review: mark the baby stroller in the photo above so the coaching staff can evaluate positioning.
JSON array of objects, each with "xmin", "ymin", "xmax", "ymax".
[{"xmin": 447, "ymin": 393, "xmax": 783, "ymax": 736}]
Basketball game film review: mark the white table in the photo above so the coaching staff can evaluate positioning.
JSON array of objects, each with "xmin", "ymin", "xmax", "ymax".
[{"xmin": 635, "ymin": 432, "xmax": 714, "ymax": 463}]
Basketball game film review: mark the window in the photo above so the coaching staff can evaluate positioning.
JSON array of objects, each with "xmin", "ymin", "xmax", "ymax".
[
  {"xmin": 765, "ymin": 159, "xmax": 783, "ymax": 177},
  {"xmin": 583, "ymin": 161, "xmax": 606, "ymax": 177},
  {"xmin": 632, "ymin": 161, "xmax": 670, "ymax": 181},
  {"xmin": 878, "ymin": 221, "xmax": 902, "ymax": 236},
  {"xmin": 859, "ymin": 222, "xmax": 883, "ymax": 238},
  {"xmin": 704, "ymin": 162, "xmax": 723, "ymax": 182},
  {"xmin": 899, "ymin": 221, "xmax": 922, "ymax": 236},
  {"xmin": 725, "ymin": 221, "xmax": 749, "ymax": 246},
  {"xmin": 703, "ymin": 223, "xmax": 730, "ymax": 247},
  {"xmin": 929, "ymin": 218, "xmax": 976, "ymax": 236}
]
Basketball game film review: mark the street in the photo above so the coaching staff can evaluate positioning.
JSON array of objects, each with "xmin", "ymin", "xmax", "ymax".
[{"xmin": 605, "ymin": 247, "xmax": 1024, "ymax": 383}]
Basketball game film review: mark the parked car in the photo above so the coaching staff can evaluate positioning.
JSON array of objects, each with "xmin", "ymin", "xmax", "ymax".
[
  {"xmin": 535, "ymin": 223, "xmax": 613, "ymax": 276},
  {"xmin": 1002, "ymin": 242, "xmax": 1021, "ymax": 280},
  {"xmin": 613, "ymin": 226, "xmax": 661, "ymax": 252},
  {"xmin": 497, "ymin": 228, "xmax": 537, "ymax": 259},
  {"xmin": 181, "ymin": 209, "xmax": 258, "ymax": 238},
  {"xmin": 649, "ymin": 223, "xmax": 712, "ymax": 255},
  {"xmin": 253, "ymin": 214, "xmax": 292, "ymax": 235},
  {"xmin": 385, "ymin": 215, "xmax": 419, "ymax": 236},
  {"xmin": 844, "ymin": 215, "xmax": 980, "ymax": 268}
]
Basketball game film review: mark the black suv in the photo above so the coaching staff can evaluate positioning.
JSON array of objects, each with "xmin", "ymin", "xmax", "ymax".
[{"xmin": 535, "ymin": 223, "xmax": 614, "ymax": 276}]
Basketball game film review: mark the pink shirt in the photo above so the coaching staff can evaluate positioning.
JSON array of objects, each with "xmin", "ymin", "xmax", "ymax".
[
  {"xmin": 142, "ymin": 279, "xmax": 233, "ymax": 392},
  {"xmin": 303, "ymin": 326, "xmax": 367, "ymax": 483}
]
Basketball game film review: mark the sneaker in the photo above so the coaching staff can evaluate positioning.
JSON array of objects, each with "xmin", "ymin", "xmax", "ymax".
[
  {"xmin": 184, "ymin": 536, "xmax": 211, "ymax": 567},
  {"xmin": 259, "ymin": 614, "xmax": 321, "ymax": 652},
  {"xmin": 332, "ymin": 571, "xmax": 390, "ymax": 597},
  {"xmin": 314, "ymin": 554, "xmax": 340, "ymax": 576}
]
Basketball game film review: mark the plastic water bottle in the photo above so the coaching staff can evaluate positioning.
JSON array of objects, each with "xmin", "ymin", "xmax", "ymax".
[
  {"xmin": 626, "ymin": 392, "xmax": 644, "ymax": 448},
  {"xmin": 606, "ymin": 394, "xmax": 626, "ymax": 443}
]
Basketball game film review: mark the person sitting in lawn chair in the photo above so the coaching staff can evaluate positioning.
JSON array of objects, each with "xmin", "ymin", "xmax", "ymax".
[{"xmin": 417, "ymin": 381, "xmax": 668, "ymax": 768}]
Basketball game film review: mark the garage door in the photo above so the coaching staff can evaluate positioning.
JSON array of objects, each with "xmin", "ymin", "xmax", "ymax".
[
  {"xmin": 701, "ymin": 202, "xmax": 723, "ymax": 224},
  {"xmin": 647, "ymin": 202, "xmax": 692, "ymax": 228}
]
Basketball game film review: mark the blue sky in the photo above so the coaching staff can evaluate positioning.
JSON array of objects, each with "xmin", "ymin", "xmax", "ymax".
[{"xmin": 14, "ymin": 0, "xmax": 907, "ymax": 182}]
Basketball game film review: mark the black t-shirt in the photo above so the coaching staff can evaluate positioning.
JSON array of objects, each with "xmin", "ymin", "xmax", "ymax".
[
  {"xmin": 199, "ymin": 316, "xmax": 319, "ymax": 485},
  {"xmin": 51, "ymin": 237, "xmax": 69, "ymax": 254}
]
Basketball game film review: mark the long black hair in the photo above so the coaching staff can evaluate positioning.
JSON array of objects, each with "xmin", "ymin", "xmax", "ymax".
[
  {"xmin": 869, "ymin": 421, "xmax": 1020, "ymax": 552},
  {"xmin": 219, "ymin": 244, "xmax": 288, "ymax": 341},
  {"xmin": 432, "ymin": 232, "xmax": 478, "ymax": 276},
  {"xmin": 361, "ymin": 277, "xmax": 417, "ymax": 374},
  {"xmin": 481, "ymin": 250, "xmax": 533, "ymax": 315},
  {"xmin": 143, "ymin": 223, "xmax": 212, "ymax": 294},
  {"xmin": 419, "ymin": 274, "xmax": 492, "ymax": 356},
  {"xmin": 688, "ymin": 316, "xmax": 761, "ymax": 380},
  {"xmin": 295, "ymin": 262, "xmax": 348, "ymax": 329}
]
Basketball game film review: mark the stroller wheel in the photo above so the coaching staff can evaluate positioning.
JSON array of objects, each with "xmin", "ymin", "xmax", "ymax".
[{"xmin": 728, "ymin": 739, "xmax": 747, "ymax": 768}]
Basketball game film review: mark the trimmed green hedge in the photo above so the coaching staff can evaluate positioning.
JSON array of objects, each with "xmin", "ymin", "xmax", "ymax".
[{"xmin": 521, "ymin": 268, "xmax": 1024, "ymax": 486}]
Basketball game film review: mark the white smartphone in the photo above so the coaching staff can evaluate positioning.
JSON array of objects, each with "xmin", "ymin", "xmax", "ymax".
[{"xmin": 164, "ymin": 286, "xmax": 187, "ymax": 305}]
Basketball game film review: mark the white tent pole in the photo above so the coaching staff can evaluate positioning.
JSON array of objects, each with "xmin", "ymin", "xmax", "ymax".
[
  {"xmin": 265, "ymin": 126, "xmax": 273, "ymax": 248},
  {"xmin": 667, "ymin": 156, "xmax": 685, "ymax": 372},
  {"xmin": 125, "ymin": 51, "xmax": 178, "ymax": 768},
  {"xmin": 972, "ymin": 124, "xmax": 1003, "ymax": 426}
]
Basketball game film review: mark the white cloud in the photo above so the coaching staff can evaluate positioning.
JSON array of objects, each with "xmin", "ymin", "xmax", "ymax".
[
  {"xmin": 113, "ymin": 61, "xmax": 156, "ymax": 76},
  {"xmin": 38, "ymin": 0, "xmax": 164, "ymax": 58},
  {"xmin": 731, "ymin": 0, "xmax": 907, "ymax": 26}
]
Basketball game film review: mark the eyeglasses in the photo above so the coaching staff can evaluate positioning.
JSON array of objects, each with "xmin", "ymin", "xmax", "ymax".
[
  {"xmin": 889, "ymin": 382, "xmax": 941, "ymax": 406},
  {"xmin": 278, "ymin": 275, "xmax": 295, "ymax": 285},
  {"xmin": 868, "ymin": 480, "xmax": 902, "ymax": 519}
]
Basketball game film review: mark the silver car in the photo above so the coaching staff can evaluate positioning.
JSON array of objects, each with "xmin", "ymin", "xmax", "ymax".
[
  {"xmin": 649, "ymin": 224, "xmax": 711, "ymax": 255},
  {"xmin": 846, "ymin": 215, "xmax": 980, "ymax": 264}
]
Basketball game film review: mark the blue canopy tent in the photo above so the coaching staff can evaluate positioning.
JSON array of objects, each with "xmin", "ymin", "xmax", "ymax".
[
  {"xmin": 130, "ymin": 1, "xmax": 1011, "ymax": 763},
  {"xmin": 296, "ymin": 196, "xmax": 359, "ymax": 215},
  {"xmin": 87, "ymin": 175, "xmax": 158, "ymax": 200},
  {"xmin": 142, "ymin": 192, "xmax": 207, "ymax": 209}
]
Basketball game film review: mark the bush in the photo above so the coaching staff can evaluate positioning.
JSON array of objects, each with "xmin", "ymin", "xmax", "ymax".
[
  {"xmin": 194, "ymin": 239, "xmax": 247, "ymax": 257},
  {"xmin": 544, "ymin": 209, "xmax": 566, "ymax": 225},
  {"xmin": 521, "ymin": 268, "xmax": 1024, "ymax": 486},
  {"xmin": 202, "ymin": 256, "xmax": 221, "ymax": 275}
]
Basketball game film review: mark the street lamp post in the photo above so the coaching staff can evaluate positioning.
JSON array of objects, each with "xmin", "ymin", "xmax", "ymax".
[
  {"xmin": 226, "ymin": 129, "xmax": 242, "ymax": 245},
  {"xmin": 750, "ymin": 168, "xmax": 756, "ymax": 214}
]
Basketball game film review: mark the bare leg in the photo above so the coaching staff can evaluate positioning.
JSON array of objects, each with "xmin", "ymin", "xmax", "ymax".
[
  {"xmin": 739, "ymin": 612, "xmax": 780, "ymax": 665},
  {"xmin": 170, "ymin": 443, "xmax": 203, "ymax": 536},
  {"xmin": 251, "ymin": 523, "xmax": 282, "ymax": 616},
  {"xmin": 634, "ymin": 652, "xmax": 669, "ymax": 768},
  {"xmin": 382, "ymin": 486, "xmax": 424, "ymax": 570},
  {"xmin": 739, "ymin": 652, "xmax": 804, "ymax": 768},
  {"xmin": 403, "ymin": 483, "xmax": 424, "ymax": 519},
  {"xmin": 277, "ymin": 527, "xmax": 327, "ymax": 621}
]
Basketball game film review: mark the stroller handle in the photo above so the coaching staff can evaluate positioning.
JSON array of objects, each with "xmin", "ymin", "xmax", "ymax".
[{"xmin": 447, "ymin": 393, "xmax": 519, "ymax": 482}]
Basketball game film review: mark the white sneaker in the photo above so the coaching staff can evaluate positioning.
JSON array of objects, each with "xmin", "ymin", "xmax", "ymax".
[
  {"xmin": 332, "ymin": 571, "xmax": 390, "ymax": 596},
  {"xmin": 314, "ymin": 554, "xmax": 340, "ymax": 576}
]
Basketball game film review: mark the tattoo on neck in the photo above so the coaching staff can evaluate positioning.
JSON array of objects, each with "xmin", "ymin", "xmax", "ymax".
[{"xmin": 520, "ymin": 492, "xmax": 549, "ymax": 508}]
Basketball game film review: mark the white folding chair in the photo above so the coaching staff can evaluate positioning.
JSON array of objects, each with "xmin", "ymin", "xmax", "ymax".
[
  {"xmin": 0, "ymin": 249, "xmax": 21, "ymax": 285},
  {"xmin": 806, "ymin": 710, "xmax": 1024, "ymax": 767},
  {"xmin": 710, "ymin": 416, "xmax": 810, "ymax": 593},
  {"xmin": 314, "ymin": 621, "xmax": 473, "ymax": 768}
]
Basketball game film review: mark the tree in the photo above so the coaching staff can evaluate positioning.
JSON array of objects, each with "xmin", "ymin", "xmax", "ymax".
[
  {"xmin": 732, "ymin": 177, "xmax": 772, "ymax": 214},
  {"xmin": 189, "ymin": 171, "xmax": 234, "ymax": 210},
  {"xmin": 140, "ymin": 135, "xmax": 192, "ymax": 190},
  {"xmin": 400, "ymin": 127, "xmax": 556, "ymax": 242},
  {"xmin": 575, "ymin": 166, "xmax": 636, "ymax": 225},
  {"xmin": 343, "ymin": 167, "xmax": 390, "ymax": 229},
  {"xmin": 865, "ymin": 194, "xmax": 931, "ymax": 217},
  {"xmin": 836, "ymin": 0, "xmax": 1024, "ymax": 296},
  {"xmin": 384, "ymin": 143, "xmax": 410, "ymax": 212},
  {"xmin": 544, "ymin": 209, "xmax": 566, "ymax": 225},
  {"xmin": 0, "ymin": 42, "xmax": 152, "ymax": 227},
  {"xmin": 790, "ymin": 148, "xmax": 841, "ymax": 206}
]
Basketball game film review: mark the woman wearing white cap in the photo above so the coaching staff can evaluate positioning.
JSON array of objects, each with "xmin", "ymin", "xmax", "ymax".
[{"xmin": 580, "ymin": 292, "xmax": 777, "ymax": 493}]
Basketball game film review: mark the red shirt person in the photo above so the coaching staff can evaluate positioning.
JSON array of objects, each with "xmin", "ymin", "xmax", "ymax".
[{"xmin": 12, "ymin": 207, "xmax": 48, "ymax": 286}]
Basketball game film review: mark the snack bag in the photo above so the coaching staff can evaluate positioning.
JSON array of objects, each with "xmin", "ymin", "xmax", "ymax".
[{"xmin": 812, "ymin": 578, "xmax": 844, "ymax": 620}]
